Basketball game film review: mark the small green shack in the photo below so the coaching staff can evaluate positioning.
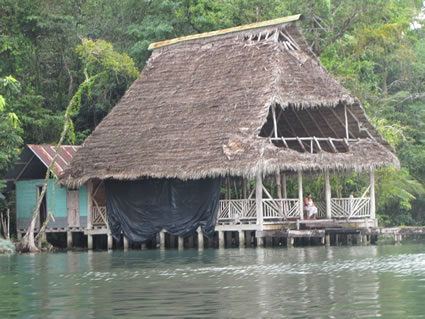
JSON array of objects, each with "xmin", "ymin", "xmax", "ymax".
[{"xmin": 4, "ymin": 145, "xmax": 87, "ymax": 238}]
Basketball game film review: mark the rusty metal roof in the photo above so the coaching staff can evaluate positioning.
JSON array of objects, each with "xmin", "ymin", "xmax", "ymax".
[
  {"xmin": 148, "ymin": 14, "xmax": 301, "ymax": 50},
  {"xmin": 27, "ymin": 144, "xmax": 80, "ymax": 176}
]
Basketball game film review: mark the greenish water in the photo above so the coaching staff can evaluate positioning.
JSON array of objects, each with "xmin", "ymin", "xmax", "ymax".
[{"xmin": 1, "ymin": 244, "xmax": 425, "ymax": 318}]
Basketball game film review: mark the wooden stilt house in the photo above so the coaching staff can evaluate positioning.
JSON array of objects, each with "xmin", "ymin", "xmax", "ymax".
[{"xmin": 61, "ymin": 15, "xmax": 399, "ymax": 248}]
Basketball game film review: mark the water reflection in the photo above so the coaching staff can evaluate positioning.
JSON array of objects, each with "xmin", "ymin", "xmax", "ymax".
[{"xmin": 1, "ymin": 244, "xmax": 425, "ymax": 318}]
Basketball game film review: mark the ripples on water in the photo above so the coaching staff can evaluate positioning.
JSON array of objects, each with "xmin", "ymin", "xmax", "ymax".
[{"xmin": 1, "ymin": 244, "xmax": 425, "ymax": 318}]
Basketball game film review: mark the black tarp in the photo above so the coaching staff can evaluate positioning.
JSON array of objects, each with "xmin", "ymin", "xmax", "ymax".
[{"xmin": 104, "ymin": 178, "xmax": 221, "ymax": 243}]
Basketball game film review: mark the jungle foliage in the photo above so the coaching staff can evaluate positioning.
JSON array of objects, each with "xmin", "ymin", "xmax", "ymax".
[{"xmin": 0, "ymin": 0, "xmax": 424, "ymax": 226}]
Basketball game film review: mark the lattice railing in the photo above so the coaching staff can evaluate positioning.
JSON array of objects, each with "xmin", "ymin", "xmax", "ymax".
[
  {"xmin": 331, "ymin": 198, "xmax": 370, "ymax": 218},
  {"xmin": 218, "ymin": 199, "xmax": 256, "ymax": 223},
  {"xmin": 92, "ymin": 206, "xmax": 107, "ymax": 225},
  {"xmin": 263, "ymin": 199, "xmax": 300, "ymax": 220}
]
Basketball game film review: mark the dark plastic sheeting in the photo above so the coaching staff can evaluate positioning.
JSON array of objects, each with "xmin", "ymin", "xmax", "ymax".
[{"xmin": 104, "ymin": 178, "xmax": 221, "ymax": 243}]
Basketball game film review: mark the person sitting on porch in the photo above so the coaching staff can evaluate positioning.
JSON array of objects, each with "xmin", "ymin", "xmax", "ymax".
[{"xmin": 304, "ymin": 193, "xmax": 317, "ymax": 220}]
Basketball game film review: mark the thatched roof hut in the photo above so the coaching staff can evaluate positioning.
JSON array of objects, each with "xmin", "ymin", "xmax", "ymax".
[{"xmin": 62, "ymin": 14, "xmax": 398, "ymax": 187}]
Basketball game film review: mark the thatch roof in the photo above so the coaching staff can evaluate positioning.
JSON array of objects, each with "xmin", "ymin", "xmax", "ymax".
[{"xmin": 62, "ymin": 15, "xmax": 398, "ymax": 186}]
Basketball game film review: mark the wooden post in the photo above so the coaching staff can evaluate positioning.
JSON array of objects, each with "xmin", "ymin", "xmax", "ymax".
[
  {"xmin": 344, "ymin": 104, "xmax": 349, "ymax": 139},
  {"xmin": 370, "ymin": 167, "xmax": 376, "ymax": 220},
  {"xmin": 159, "ymin": 230, "xmax": 165, "ymax": 250},
  {"xmin": 282, "ymin": 173, "xmax": 287, "ymax": 198},
  {"xmin": 107, "ymin": 233, "xmax": 113, "ymax": 250},
  {"xmin": 287, "ymin": 237, "xmax": 294, "ymax": 248},
  {"xmin": 272, "ymin": 104, "xmax": 279, "ymax": 138},
  {"xmin": 87, "ymin": 234, "xmax": 93, "ymax": 250},
  {"xmin": 87, "ymin": 180, "xmax": 93, "ymax": 232},
  {"xmin": 325, "ymin": 169, "xmax": 331, "ymax": 219},
  {"xmin": 257, "ymin": 236, "xmax": 264, "ymax": 248},
  {"xmin": 325, "ymin": 234, "xmax": 331, "ymax": 247},
  {"xmin": 238, "ymin": 230, "xmax": 245, "ymax": 248},
  {"xmin": 197, "ymin": 228, "xmax": 204, "ymax": 249},
  {"xmin": 298, "ymin": 170, "xmax": 303, "ymax": 220},
  {"xmin": 67, "ymin": 231, "xmax": 72, "ymax": 249},
  {"xmin": 242, "ymin": 178, "xmax": 248, "ymax": 199},
  {"xmin": 276, "ymin": 170, "xmax": 282, "ymax": 199},
  {"xmin": 141, "ymin": 242, "xmax": 146, "ymax": 250},
  {"xmin": 123, "ymin": 236, "xmax": 129, "ymax": 251},
  {"xmin": 218, "ymin": 231, "xmax": 225, "ymax": 249},
  {"xmin": 256, "ymin": 171, "xmax": 264, "ymax": 230},
  {"xmin": 178, "ymin": 236, "xmax": 184, "ymax": 249}
]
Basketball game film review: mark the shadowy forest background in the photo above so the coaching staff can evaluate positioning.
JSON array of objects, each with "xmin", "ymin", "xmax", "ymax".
[{"xmin": 0, "ymin": 0, "xmax": 424, "ymax": 232}]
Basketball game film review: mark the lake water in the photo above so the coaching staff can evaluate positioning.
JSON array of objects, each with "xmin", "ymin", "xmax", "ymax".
[{"xmin": 1, "ymin": 243, "xmax": 425, "ymax": 318}]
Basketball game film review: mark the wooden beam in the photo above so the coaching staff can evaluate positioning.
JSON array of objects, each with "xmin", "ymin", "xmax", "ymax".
[
  {"xmin": 344, "ymin": 104, "xmax": 349, "ymax": 139},
  {"xmin": 272, "ymin": 105, "xmax": 278, "ymax": 138},
  {"xmin": 329, "ymin": 107, "xmax": 355, "ymax": 139},
  {"xmin": 346, "ymin": 107, "xmax": 375, "ymax": 140},
  {"xmin": 281, "ymin": 137, "xmax": 288, "ymax": 148},
  {"xmin": 305, "ymin": 109, "xmax": 327, "ymax": 137},
  {"xmin": 328, "ymin": 137, "xmax": 338, "ymax": 153},
  {"xmin": 256, "ymin": 171, "xmax": 264, "ymax": 230},
  {"xmin": 14, "ymin": 155, "xmax": 35, "ymax": 182},
  {"xmin": 313, "ymin": 136, "xmax": 322, "ymax": 152},
  {"xmin": 317, "ymin": 108, "xmax": 340, "ymax": 138},
  {"xmin": 297, "ymin": 137, "xmax": 306, "ymax": 152},
  {"xmin": 290, "ymin": 108, "xmax": 312, "ymax": 137}
]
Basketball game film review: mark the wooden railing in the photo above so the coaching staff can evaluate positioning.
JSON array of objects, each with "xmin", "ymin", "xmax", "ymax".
[
  {"xmin": 218, "ymin": 199, "xmax": 256, "ymax": 223},
  {"xmin": 331, "ymin": 198, "xmax": 370, "ymax": 218},
  {"xmin": 217, "ymin": 197, "xmax": 371, "ymax": 224},
  {"xmin": 263, "ymin": 199, "xmax": 300, "ymax": 221},
  {"xmin": 92, "ymin": 206, "xmax": 107, "ymax": 225}
]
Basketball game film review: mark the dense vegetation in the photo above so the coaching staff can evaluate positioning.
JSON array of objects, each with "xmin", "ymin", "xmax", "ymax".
[{"xmin": 0, "ymin": 0, "xmax": 424, "ymax": 227}]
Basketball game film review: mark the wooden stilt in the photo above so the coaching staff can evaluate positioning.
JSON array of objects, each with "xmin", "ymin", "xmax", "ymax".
[
  {"xmin": 160, "ymin": 230, "xmax": 165, "ymax": 250},
  {"xmin": 287, "ymin": 237, "xmax": 294, "ymax": 248},
  {"xmin": 107, "ymin": 233, "xmax": 113, "ymax": 250},
  {"xmin": 67, "ymin": 231, "xmax": 72, "ymax": 249},
  {"xmin": 218, "ymin": 231, "xmax": 225, "ymax": 249},
  {"xmin": 238, "ymin": 230, "xmax": 245, "ymax": 248},
  {"xmin": 87, "ymin": 234, "xmax": 93, "ymax": 250},
  {"xmin": 335, "ymin": 234, "xmax": 339, "ymax": 246},
  {"xmin": 178, "ymin": 236, "xmax": 184, "ymax": 250},
  {"xmin": 123, "ymin": 236, "xmax": 129, "ymax": 251},
  {"xmin": 197, "ymin": 228, "xmax": 204, "ymax": 249},
  {"xmin": 257, "ymin": 237, "xmax": 264, "ymax": 248},
  {"xmin": 325, "ymin": 234, "xmax": 331, "ymax": 247},
  {"xmin": 141, "ymin": 242, "xmax": 147, "ymax": 250}
]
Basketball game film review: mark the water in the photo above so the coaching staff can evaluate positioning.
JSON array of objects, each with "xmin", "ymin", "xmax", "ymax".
[{"xmin": 1, "ymin": 244, "xmax": 425, "ymax": 318}]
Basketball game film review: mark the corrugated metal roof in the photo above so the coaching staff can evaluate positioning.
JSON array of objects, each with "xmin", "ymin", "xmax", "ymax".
[
  {"xmin": 27, "ymin": 144, "xmax": 80, "ymax": 176},
  {"xmin": 148, "ymin": 14, "xmax": 301, "ymax": 50}
]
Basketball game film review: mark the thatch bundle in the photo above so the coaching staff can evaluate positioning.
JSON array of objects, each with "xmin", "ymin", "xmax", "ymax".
[{"xmin": 61, "ymin": 15, "xmax": 398, "ymax": 186}]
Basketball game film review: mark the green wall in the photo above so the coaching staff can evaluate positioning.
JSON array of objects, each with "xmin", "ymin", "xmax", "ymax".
[{"xmin": 16, "ymin": 179, "xmax": 87, "ymax": 219}]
